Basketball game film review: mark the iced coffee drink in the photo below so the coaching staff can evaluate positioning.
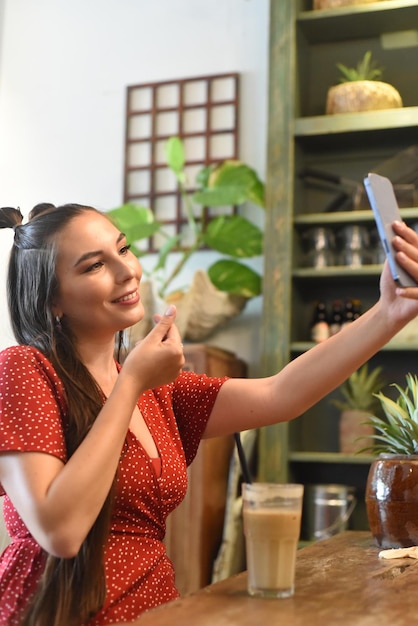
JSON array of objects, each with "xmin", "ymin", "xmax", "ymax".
[{"xmin": 242, "ymin": 483, "xmax": 304, "ymax": 598}]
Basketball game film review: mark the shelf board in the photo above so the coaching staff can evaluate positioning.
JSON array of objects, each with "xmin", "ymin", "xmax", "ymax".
[
  {"xmin": 289, "ymin": 451, "xmax": 376, "ymax": 464},
  {"xmin": 294, "ymin": 208, "xmax": 418, "ymax": 226},
  {"xmin": 294, "ymin": 107, "xmax": 418, "ymax": 138},
  {"xmin": 293, "ymin": 265, "xmax": 382, "ymax": 278},
  {"xmin": 291, "ymin": 341, "xmax": 418, "ymax": 353},
  {"xmin": 291, "ymin": 341, "xmax": 327, "ymax": 353},
  {"xmin": 298, "ymin": 0, "xmax": 418, "ymax": 43}
]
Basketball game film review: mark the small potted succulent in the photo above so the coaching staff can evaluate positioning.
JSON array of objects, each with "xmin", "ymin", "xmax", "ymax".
[
  {"xmin": 363, "ymin": 373, "xmax": 418, "ymax": 548},
  {"xmin": 314, "ymin": 0, "xmax": 382, "ymax": 9},
  {"xmin": 326, "ymin": 51, "xmax": 403, "ymax": 114},
  {"xmin": 330, "ymin": 363, "xmax": 386, "ymax": 454}
]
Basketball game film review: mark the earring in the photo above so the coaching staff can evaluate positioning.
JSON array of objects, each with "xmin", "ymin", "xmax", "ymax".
[{"xmin": 55, "ymin": 315, "xmax": 62, "ymax": 330}]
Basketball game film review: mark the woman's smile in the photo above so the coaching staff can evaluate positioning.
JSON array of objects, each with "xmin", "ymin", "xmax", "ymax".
[{"xmin": 112, "ymin": 290, "xmax": 140, "ymax": 304}]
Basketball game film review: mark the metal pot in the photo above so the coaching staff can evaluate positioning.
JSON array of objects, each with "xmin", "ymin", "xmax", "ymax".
[{"xmin": 302, "ymin": 484, "xmax": 356, "ymax": 541}]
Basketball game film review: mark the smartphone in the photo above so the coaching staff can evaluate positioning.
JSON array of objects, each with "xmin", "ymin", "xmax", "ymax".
[{"xmin": 363, "ymin": 172, "xmax": 417, "ymax": 287}]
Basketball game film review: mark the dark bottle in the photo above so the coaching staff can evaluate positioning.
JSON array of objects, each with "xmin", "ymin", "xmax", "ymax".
[
  {"xmin": 352, "ymin": 298, "xmax": 362, "ymax": 321},
  {"xmin": 329, "ymin": 299, "xmax": 343, "ymax": 336},
  {"xmin": 341, "ymin": 299, "xmax": 354, "ymax": 328},
  {"xmin": 310, "ymin": 301, "xmax": 330, "ymax": 343}
]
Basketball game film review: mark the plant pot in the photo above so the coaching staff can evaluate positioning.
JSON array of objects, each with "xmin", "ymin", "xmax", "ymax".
[
  {"xmin": 314, "ymin": 0, "xmax": 382, "ymax": 9},
  {"xmin": 326, "ymin": 80, "xmax": 403, "ymax": 115},
  {"xmin": 365, "ymin": 454, "xmax": 418, "ymax": 548},
  {"xmin": 339, "ymin": 409, "xmax": 374, "ymax": 454}
]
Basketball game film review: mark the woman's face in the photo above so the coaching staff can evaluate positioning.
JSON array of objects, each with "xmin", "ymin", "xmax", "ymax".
[{"xmin": 52, "ymin": 211, "xmax": 144, "ymax": 342}]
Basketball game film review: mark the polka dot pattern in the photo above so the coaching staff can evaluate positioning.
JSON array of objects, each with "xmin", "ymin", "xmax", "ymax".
[{"xmin": 0, "ymin": 346, "xmax": 227, "ymax": 625}]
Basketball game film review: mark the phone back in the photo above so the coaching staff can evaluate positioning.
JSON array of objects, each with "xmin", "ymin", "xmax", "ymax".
[{"xmin": 364, "ymin": 172, "xmax": 416, "ymax": 287}]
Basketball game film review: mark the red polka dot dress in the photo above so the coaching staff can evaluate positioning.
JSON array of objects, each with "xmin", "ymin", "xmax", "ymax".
[{"xmin": 0, "ymin": 345, "xmax": 227, "ymax": 625}]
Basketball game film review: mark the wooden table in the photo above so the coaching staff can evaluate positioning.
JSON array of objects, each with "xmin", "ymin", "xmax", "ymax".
[{"xmin": 117, "ymin": 531, "xmax": 418, "ymax": 625}]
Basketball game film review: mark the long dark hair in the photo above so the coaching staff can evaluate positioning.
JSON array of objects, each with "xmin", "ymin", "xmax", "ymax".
[{"xmin": 0, "ymin": 204, "xmax": 122, "ymax": 625}]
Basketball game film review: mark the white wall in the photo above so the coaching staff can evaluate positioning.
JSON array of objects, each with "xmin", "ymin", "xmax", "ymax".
[{"xmin": 0, "ymin": 0, "xmax": 269, "ymax": 373}]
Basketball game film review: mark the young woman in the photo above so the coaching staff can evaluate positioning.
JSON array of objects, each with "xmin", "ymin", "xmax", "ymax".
[{"xmin": 1, "ymin": 203, "xmax": 418, "ymax": 626}]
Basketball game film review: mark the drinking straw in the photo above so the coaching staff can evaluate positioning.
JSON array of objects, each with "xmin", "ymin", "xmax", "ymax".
[{"xmin": 234, "ymin": 432, "xmax": 252, "ymax": 484}]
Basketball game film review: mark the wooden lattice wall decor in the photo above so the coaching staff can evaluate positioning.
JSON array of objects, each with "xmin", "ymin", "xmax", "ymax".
[{"xmin": 123, "ymin": 73, "xmax": 239, "ymax": 252}]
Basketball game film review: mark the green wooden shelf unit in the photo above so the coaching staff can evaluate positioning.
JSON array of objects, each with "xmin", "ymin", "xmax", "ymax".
[
  {"xmin": 294, "ymin": 207, "xmax": 418, "ymax": 226},
  {"xmin": 259, "ymin": 0, "xmax": 418, "ymax": 527}
]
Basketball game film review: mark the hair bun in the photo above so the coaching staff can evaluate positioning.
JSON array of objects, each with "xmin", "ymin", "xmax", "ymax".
[
  {"xmin": 29, "ymin": 203, "xmax": 56, "ymax": 220},
  {"xmin": 0, "ymin": 207, "xmax": 24, "ymax": 229}
]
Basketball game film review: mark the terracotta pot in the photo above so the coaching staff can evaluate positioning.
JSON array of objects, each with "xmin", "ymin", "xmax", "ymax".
[
  {"xmin": 339, "ymin": 409, "xmax": 374, "ymax": 454},
  {"xmin": 365, "ymin": 454, "xmax": 418, "ymax": 548}
]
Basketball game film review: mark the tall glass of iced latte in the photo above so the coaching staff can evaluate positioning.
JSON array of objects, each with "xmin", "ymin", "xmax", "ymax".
[{"xmin": 242, "ymin": 482, "xmax": 304, "ymax": 598}]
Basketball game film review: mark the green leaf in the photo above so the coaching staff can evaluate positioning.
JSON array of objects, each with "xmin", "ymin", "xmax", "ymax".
[
  {"xmin": 337, "ymin": 51, "xmax": 383, "ymax": 83},
  {"xmin": 194, "ymin": 161, "xmax": 265, "ymax": 208},
  {"xmin": 107, "ymin": 204, "xmax": 160, "ymax": 241},
  {"xmin": 165, "ymin": 136, "xmax": 185, "ymax": 175},
  {"xmin": 154, "ymin": 234, "xmax": 182, "ymax": 271},
  {"xmin": 360, "ymin": 373, "xmax": 418, "ymax": 454},
  {"xmin": 195, "ymin": 165, "xmax": 213, "ymax": 188},
  {"xmin": 337, "ymin": 64, "xmax": 357, "ymax": 83},
  {"xmin": 248, "ymin": 177, "xmax": 266, "ymax": 208},
  {"xmin": 330, "ymin": 364, "xmax": 386, "ymax": 412},
  {"xmin": 208, "ymin": 260, "xmax": 262, "ymax": 297},
  {"xmin": 203, "ymin": 215, "xmax": 263, "ymax": 257},
  {"xmin": 193, "ymin": 187, "xmax": 245, "ymax": 206}
]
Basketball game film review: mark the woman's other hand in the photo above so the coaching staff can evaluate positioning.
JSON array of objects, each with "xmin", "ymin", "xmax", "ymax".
[
  {"xmin": 379, "ymin": 221, "xmax": 418, "ymax": 329},
  {"xmin": 122, "ymin": 304, "xmax": 185, "ymax": 393}
]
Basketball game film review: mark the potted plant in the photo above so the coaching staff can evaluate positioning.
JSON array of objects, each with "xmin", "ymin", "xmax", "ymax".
[
  {"xmin": 314, "ymin": 0, "xmax": 382, "ymax": 9},
  {"xmin": 326, "ymin": 51, "xmax": 403, "ymax": 114},
  {"xmin": 363, "ymin": 373, "xmax": 418, "ymax": 548},
  {"xmin": 108, "ymin": 137, "xmax": 265, "ymax": 341},
  {"xmin": 330, "ymin": 364, "xmax": 386, "ymax": 454}
]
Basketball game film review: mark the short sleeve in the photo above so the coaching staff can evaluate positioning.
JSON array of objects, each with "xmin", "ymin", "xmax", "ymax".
[
  {"xmin": 0, "ymin": 345, "xmax": 68, "ymax": 484},
  {"xmin": 171, "ymin": 371, "xmax": 227, "ymax": 465}
]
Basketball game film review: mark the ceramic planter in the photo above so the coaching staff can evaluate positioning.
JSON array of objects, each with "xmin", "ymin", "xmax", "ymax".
[
  {"xmin": 339, "ymin": 409, "xmax": 374, "ymax": 454},
  {"xmin": 365, "ymin": 454, "xmax": 418, "ymax": 548},
  {"xmin": 314, "ymin": 0, "xmax": 384, "ymax": 9},
  {"xmin": 326, "ymin": 80, "xmax": 402, "ymax": 115}
]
